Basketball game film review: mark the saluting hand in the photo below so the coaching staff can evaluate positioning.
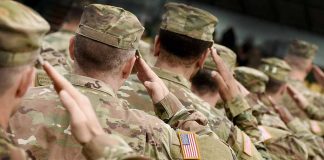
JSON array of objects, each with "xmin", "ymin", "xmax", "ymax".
[
  {"xmin": 135, "ymin": 56, "xmax": 169, "ymax": 104},
  {"xmin": 313, "ymin": 65, "xmax": 324, "ymax": 87},
  {"xmin": 286, "ymin": 85, "xmax": 309, "ymax": 110},
  {"xmin": 210, "ymin": 47, "xmax": 239, "ymax": 101},
  {"xmin": 42, "ymin": 61, "xmax": 105, "ymax": 144}
]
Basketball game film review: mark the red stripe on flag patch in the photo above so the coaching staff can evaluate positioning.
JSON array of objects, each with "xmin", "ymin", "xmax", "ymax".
[{"xmin": 178, "ymin": 131, "xmax": 200, "ymax": 159}]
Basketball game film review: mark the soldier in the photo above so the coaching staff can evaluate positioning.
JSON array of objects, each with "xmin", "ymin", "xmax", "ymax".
[
  {"xmin": 0, "ymin": 1, "xmax": 143, "ymax": 160},
  {"xmin": 10, "ymin": 4, "xmax": 237, "ymax": 160},
  {"xmin": 258, "ymin": 57, "xmax": 324, "ymax": 159},
  {"xmin": 235, "ymin": 66, "xmax": 310, "ymax": 160},
  {"xmin": 284, "ymin": 40, "xmax": 324, "ymax": 121},
  {"xmin": 119, "ymin": 3, "xmax": 268, "ymax": 160}
]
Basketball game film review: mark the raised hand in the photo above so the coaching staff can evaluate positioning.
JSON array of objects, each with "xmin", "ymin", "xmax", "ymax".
[
  {"xmin": 286, "ymin": 85, "xmax": 309, "ymax": 110},
  {"xmin": 135, "ymin": 56, "xmax": 169, "ymax": 103},
  {"xmin": 267, "ymin": 96, "xmax": 293, "ymax": 123},
  {"xmin": 210, "ymin": 47, "xmax": 239, "ymax": 101},
  {"xmin": 42, "ymin": 62, "xmax": 105, "ymax": 144},
  {"xmin": 313, "ymin": 65, "xmax": 324, "ymax": 87}
]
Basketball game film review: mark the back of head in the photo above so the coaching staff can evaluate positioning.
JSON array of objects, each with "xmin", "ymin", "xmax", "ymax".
[
  {"xmin": 158, "ymin": 3, "xmax": 217, "ymax": 65},
  {"xmin": 285, "ymin": 39, "xmax": 318, "ymax": 72},
  {"xmin": 74, "ymin": 4, "xmax": 144, "ymax": 74},
  {"xmin": 0, "ymin": 0, "xmax": 49, "ymax": 94},
  {"xmin": 234, "ymin": 66, "xmax": 269, "ymax": 94}
]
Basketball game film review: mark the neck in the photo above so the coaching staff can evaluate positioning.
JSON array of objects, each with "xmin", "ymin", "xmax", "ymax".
[
  {"xmin": 289, "ymin": 70, "xmax": 307, "ymax": 81},
  {"xmin": 73, "ymin": 65, "xmax": 122, "ymax": 93},
  {"xmin": 154, "ymin": 59, "xmax": 196, "ymax": 80}
]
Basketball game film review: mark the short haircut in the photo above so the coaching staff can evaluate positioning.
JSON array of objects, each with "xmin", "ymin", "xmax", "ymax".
[
  {"xmin": 158, "ymin": 29, "xmax": 213, "ymax": 65},
  {"xmin": 191, "ymin": 69, "xmax": 218, "ymax": 95},
  {"xmin": 0, "ymin": 66, "xmax": 24, "ymax": 96},
  {"xmin": 266, "ymin": 78, "xmax": 285, "ymax": 93},
  {"xmin": 74, "ymin": 34, "xmax": 135, "ymax": 74}
]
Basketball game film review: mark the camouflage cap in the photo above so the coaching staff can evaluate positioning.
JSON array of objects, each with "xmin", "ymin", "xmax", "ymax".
[
  {"xmin": 288, "ymin": 39, "xmax": 318, "ymax": 59},
  {"xmin": 235, "ymin": 66, "xmax": 269, "ymax": 93},
  {"xmin": 160, "ymin": 2, "xmax": 218, "ymax": 42},
  {"xmin": 0, "ymin": 0, "xmax": 50, "ymax": 67},
  {"xmin": 204, "ymin": 44, "xmax": 237, "ymax": 71},
  {"xmin": 258, "ymin": 57, "xmax": 291, "ymax": 82},
  {"xmin": 76, "ymin": 4, "xmax": 144, "ymax": 50}
]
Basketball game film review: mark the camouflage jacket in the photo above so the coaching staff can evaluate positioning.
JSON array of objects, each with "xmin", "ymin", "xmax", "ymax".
[
  {"xmin": 0, "ymin": 128, "xmax": 29, "ymax": 160},
  {"xmin": 119, "ymin": 67, "xmax": 264, "ymax": 160},
  {"xmin": 10, "ymin": 74, "xmax": 236, "ymax": 160},
  {"xmin": 256, "ymin": 94, "xmax": 324, "ymax": 159}
]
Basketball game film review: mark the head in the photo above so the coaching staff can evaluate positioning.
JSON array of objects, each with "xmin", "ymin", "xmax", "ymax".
[
  {"xmin": 284, "ymin": 39, "xmax": 318, "ymax": 79},
  {"xmin": 0, "ymin": 0, "xmax": 49, "ymax": 125},
  {"xmin": 191, "ymin": 68, "xmax": 220, "ymax": 106},
  {"xmin": 68, "ymin": 4, "xmax": 144, "ymax": 91},
  {"xmin": 234, "ymin": 67, "xmax": 269, "ymax": 94},
  {"xmin": 258, "ymin": 58, "xmax": 291, "ymax": 94},
  {"xmin": 154, "ymin": 3, "xmax": 217, "ymax": 78}
]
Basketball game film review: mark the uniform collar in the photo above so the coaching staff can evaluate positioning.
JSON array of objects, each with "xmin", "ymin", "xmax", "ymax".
[
  {"xmin": 64, "ymin": 74, "xmax": 116, "ymax": 98},
  {"xmin": 152, "ymin": 67, "xmax": 191, "ymax": 89}
]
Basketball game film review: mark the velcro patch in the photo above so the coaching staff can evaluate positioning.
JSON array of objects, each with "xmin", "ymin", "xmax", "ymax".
[
  {"xmin": 178, "ymin": 131, "xmax": 200, "ymax": 160},
  {"xmin": 243, "ymin": 133, "xmax": 252, "ymax": 156}
]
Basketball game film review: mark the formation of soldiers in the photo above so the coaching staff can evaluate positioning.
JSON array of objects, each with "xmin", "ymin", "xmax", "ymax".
[{"xmin": 1, "ymin": 0, "xmax": 324, "ymax": 159}]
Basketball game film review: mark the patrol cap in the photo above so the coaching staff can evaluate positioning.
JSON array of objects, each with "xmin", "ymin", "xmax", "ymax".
[
  {"xmin": 0, "ymin": 0, "xmax": 50, "ymax": 67},
  {"xmin": 160, "ymin": 2, "xmax": 218, "ymax": 42},
  {"xmin": 76, "ymin": 4, "xmax": 144, "ymax": 50},
  {"xmin": 235, "ymin": 66, "xmax": 269, "ymax": 93},
  {"xmin": 288, "ymin": 39, "xmax": 318, "ymax": 59},
  {"xmin": 204, "ymin": 44, "xmax": 237, "ymax": 72},
  {"xmin": 258, "ymin": 57, "xmax": 291, "ymax": 82}
]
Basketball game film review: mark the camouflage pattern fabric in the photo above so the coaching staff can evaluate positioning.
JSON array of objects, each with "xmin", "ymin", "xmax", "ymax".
[
  {"xmin": 119, "ymin": 67, "xmax": 265, "ymax": 160},
  {"xmin": 160, "ymin": 2, "xmax": 217, "ymax": 42},
  {"xmin": 0, "ymin": 0, "xmax": 49, "ymax": 67},
  {"xmin": 204, "ymin": 44, "xmax": 237, "ymax": 72},
  {"xmin": 288, "ymin": 39, "xmax": 318, "ymax": 59},
  {"xmin": 10, "ymin": 74, "xmax": 236, "ymax": 160},
  {"xmin": 0, "ymin": 128, "xmax": 29, "ymax": 160},
  {"xmin": 258, "ymin": 58, "xmax": 291, "ymax": 82}
]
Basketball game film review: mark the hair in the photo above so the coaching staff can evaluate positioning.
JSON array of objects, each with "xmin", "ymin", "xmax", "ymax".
[
  {"xmin": 266, "ymin": 78, "xmax": 285, "ymax": 93},
  {"xmin": 284, "ymin": 54, "xmax": 311, "ymax": 72},
  {"xmin": 191, "ymin": 69, "xmax": 218, "ymax": 95},
  {"xmin": 158, "ymin": 29, "xmax": 213, "ymax": 66},
  {"xmin": 74, "ymin": 34, "xmax": 135, "ymax": 74},
  {"xmin": 0, "ymin": 66, "xmax": 24, "ymax": 96}
]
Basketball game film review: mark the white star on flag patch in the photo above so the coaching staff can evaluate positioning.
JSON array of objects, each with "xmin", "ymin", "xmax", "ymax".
[{"xmin": 178, "ymin": 131, "xmax": 200, "ymax": 159}]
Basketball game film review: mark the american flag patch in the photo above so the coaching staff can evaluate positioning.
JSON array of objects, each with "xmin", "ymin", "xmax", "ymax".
[{"xmin": 178, "ymin": 131, "xmax": 200, "ymax": 159}]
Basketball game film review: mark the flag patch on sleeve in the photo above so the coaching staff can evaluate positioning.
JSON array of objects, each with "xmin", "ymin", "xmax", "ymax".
[{"xmin": 177, "ymin": 131, "xmax": 200, "ymax": 159}]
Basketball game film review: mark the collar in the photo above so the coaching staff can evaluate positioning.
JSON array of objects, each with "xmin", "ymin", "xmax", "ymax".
[
  {"xmin": 64, "ymin": 74, "xmax": 116, "ymax": 98},
  {"xmin": 152, "ymin": 67, "xmax": 191, "ymax": 89}
]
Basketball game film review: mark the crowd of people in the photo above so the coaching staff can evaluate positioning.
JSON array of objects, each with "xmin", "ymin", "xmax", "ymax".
[{"xmin": 1, "ymin": 0, "xmax": 324, "ymax": 159}]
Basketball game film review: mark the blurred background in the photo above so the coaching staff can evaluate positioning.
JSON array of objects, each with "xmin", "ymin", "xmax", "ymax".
[{"xmin": 17, "ymin": 0, "xmax": 324, "ymax": 91}]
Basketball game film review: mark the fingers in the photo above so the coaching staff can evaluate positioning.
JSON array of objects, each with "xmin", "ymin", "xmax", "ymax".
[
  {"xmin": 136, "ymin": 57, "xmax": 156, "ymax": 82},
  {"xmin": 211, "ymin": 71, "xmax": 228, "ymax": 100},
  {"xmin": 59, "ymin": 90, "xmax": 83, "ymax": 122},
  {"xmin": 210, "ymin": 48, "xmax": 232, "ymax": 81},
  {"xmin": 43, "ymin": 62, "xmax": 83, "ymax": 102}
]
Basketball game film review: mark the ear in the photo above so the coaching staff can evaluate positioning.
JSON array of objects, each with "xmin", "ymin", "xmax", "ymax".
[
  {"xmin": 69, "ymin": 36, "xmax": 76, "ymax": 60},
  {"xmin": 153, "ymin": 35, "xmax": 161, "ymax": 57},
  {"xmin": 121, "ymin": 55, "xmax": 136, "ymax": 80},
  {"xmin": 16, "ymin": 67, "xmax": 35, "ymax": 98},
  {"xmin": 197, "ymin": 49, "xmax": 209, "ymax": 68}
]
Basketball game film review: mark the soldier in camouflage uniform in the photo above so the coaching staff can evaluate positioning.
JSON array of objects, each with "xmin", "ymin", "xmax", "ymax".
[
  {"xmin": 119, "ymin": 3, "xmax": 268, "ymax": 160},
  {"xmin": 0, "ymin": 1, "xmax": 143, "ymax": 160},
  {"xmin": 10, "ymin": 4, "xmax": 237, "ymax": 160},
  {"xmin": 257, "ymin": 58, "xmax": 324, "ymax": 159},
  {"xmin": 235, "ymin": 66, "xmax": 311, "ymax": 160}
]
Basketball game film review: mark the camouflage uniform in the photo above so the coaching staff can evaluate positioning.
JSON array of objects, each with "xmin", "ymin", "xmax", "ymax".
[
  {"xmin": 283, "ymin": 40, "xmax": 324, "ymax": 136},
  {"xmin": 10, "ymin": 4, "xmax": 236, "ymax": 160},
  {"xmin": 120, "ymin": 3, "xmax": 264, "ymax": 160},
  {"xmin": 258, "ymin": 58, "xmax": 324, "ymax": 160}
]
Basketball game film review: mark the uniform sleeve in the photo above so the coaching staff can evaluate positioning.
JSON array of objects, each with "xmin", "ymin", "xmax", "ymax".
[
  {"xmin": 304, "ymin": 104, "xmax": 324, "ymax": 120},
  {"xmin": 287, "ymin": 118, "xmax": 324, "ymax": 159},
  {"xmin": 154, "ymin": 93, "xmax": 209, "ymax": 133},
  {"xmin": 0, "ymin": 135, "xmax": 29, "ymax": 160},
  {"xmin": 82, "ymin": 134, "xmax": 150, "ymax": 160}
]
